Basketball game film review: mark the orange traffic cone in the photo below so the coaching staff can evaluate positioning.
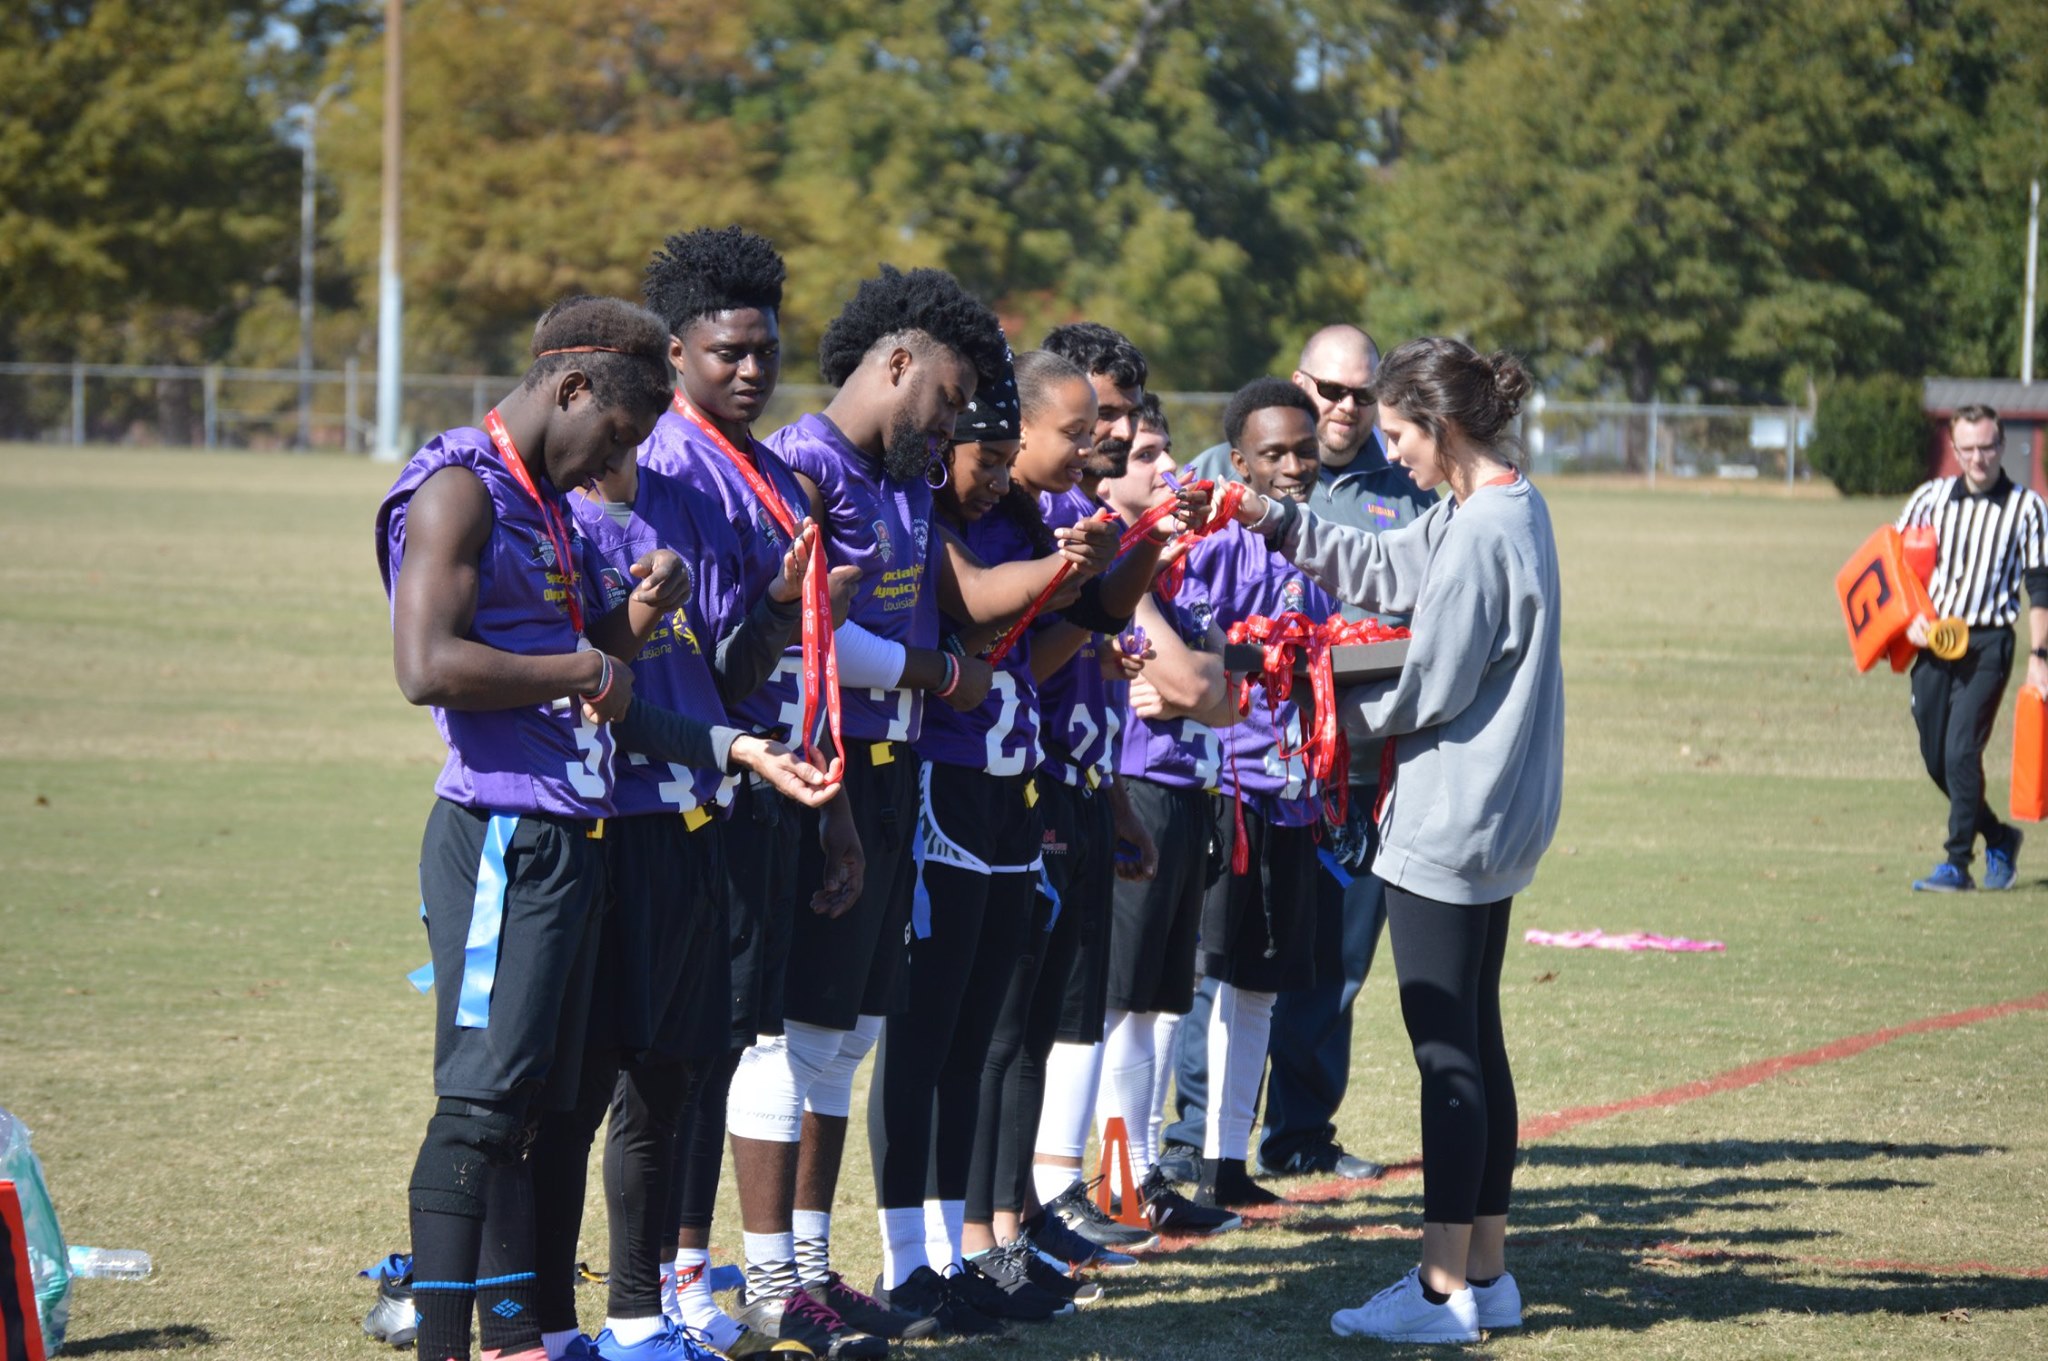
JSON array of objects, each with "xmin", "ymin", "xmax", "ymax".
[{"xmin": 1093, "ymin": 1118, "xmax": 1149, "ymax": 1228}]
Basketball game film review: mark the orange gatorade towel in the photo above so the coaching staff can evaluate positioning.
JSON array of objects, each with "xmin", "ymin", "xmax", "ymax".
[
  {"xmin": 1836, "ymin": 525, "xmax": 1938, "ymax": 673},
  {"xmin": 2014, "ymin": 689, "xmax": 2048, "ymax": 822},
  {"xmin": 0, "ymin": 1181, "xmax": 45, "ymax": 1361}
]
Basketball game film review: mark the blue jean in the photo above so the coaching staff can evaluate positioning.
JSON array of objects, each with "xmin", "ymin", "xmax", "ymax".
[{"xmin": 1163, "ymin": 806, "xmax": 1385, "ymax": 1161}]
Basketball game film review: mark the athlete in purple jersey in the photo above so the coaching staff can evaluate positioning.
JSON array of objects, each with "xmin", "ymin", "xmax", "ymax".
[
  {"xmin": 1162, "ymin": 380, "xmax": 1332, "ymax": 1216},
  {"xmin": 377, "ymin": 298, "xmax": 686, "ymax": 1361},
  {"xmin": 728, "ymin": 265, "xmax": 1117, "ymax": 1344},
  {"xmin": 634, "ymin": 226, "xmax": 883, "ymax": 1360},
  {"xmin": 533, "ymin": 450, "xmax": 841, "ymax": 1361}
]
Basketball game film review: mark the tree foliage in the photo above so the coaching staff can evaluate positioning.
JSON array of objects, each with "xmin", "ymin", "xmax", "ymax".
[{"xmin": 1806, "ymin": 374, "xmax": 1929, "ymax": 497}]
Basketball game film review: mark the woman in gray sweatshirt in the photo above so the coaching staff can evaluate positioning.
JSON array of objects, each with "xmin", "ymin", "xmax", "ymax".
[{"xmin": 1227, "ymin": 337, "xmax": 1563, "ymax": 1345}]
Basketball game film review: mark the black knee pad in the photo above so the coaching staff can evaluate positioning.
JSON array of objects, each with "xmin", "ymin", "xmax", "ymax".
[{"xmin": 408, "ymin": 1094, "xmax": 534, "ymax": 1219}]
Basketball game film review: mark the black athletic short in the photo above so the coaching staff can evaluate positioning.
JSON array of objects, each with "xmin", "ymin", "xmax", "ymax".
[
  {"xmin": 418, "ymin": 798, "xmax": 604, "ymax": 1105},
  {"xmin": 782, "ymin": 739, "xmax": 919, "ymax": 1031},
  {"xmin": 589, "ymin": 811, "xmax": 728, "ymax": 1066},
  {"xmin": 1104, "ymin": 779, "xmax": 1218, "ymax": 1015},
  {"xmin": 1036, "ymin": 776, "xmax": 1114, "ymax": 1042},
  {"xmin": 1201, "ymin": 804, "xmax": 1318, "ymax": 992},
  {"xmin": 722, "ymin": 774, "xmax": 802, "ymax": 1048},
  {"xmin": 922, "ymin": 760, "xmax": 1043, "ymax": 873}
]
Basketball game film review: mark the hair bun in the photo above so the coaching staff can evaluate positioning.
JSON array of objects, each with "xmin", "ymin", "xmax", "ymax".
[{"xmin": 1485, "ymin": 352, "xmax": 1531, "ymax": 420}]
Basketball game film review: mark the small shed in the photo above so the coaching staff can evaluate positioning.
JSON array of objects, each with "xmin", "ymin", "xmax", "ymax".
[{"xmin": 1924, "ymin": 379, "xmax": 2048, "ymax": 491}]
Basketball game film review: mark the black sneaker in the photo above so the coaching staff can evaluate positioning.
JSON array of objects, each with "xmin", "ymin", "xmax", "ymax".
[
  {"xmin": 810, "ymin": 1271, "xmax": 939, "ymax": 1340},
  {"xmin": 733, "ymin": 1286, "xmax": 887, "ymax": 1359},
  {"xmin": 1005, "ymin": 1240, "xmax": 1102, "ymax": 1306},
  {"xmin": 1256, "ymin": 1141, "xmax": 1387, "ymax": 1180},
  {"xmin": 961, "ymin": 1247, "xmax": 1074, "ymax": 1321},
  {"xmin": 1019, "ymin": 1215, "xmax": 1138, "ymax": 1271},
  {"xmin": 1046, "ymin": 1177, "xmax": 1161, "ymax": 1252},
  {"xmin": 1197, "ymin": 1157, "xmax": 1285, "ymax": 1209},
  {"xmin": 1141, "ymin": 1166, "xmax": 1241, "ymax": 1236},
  {"xmin": 1153, "ymin": 1142, "xmax": 1202, "ymax": 1184},
  {"xmin": 873, "ymin": 1264, "xmax": 1004, "ymax": 1337}
]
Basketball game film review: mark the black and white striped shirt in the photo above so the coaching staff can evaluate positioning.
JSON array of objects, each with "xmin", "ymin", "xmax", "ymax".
[{"xmin": 1895, "ymin": 474, "xmax": 2048, "ymax": 627}]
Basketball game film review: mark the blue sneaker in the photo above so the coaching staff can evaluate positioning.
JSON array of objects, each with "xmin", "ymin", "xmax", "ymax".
[
  {"xmin": 594, "ymin": 1319, "xmax": 724, "ymax": 1360},
  {"xmin": 1985, "ymin": 830, "xmax": 2023, "ymax": 890},
  {"xmin": 1912, "ymin": 862, "xmax": 1975, "ymax": 892}
]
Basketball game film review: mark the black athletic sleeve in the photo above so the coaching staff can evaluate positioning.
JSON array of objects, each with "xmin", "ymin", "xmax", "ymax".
[
  {"xmin": 2027, "ymin": 568, "xmax": 2048, "ymax": 609},
  {"xmin": 611, "ymin": 697, "xmax": 741, "ymax": 776},
  {"xmin": 714, "ymin": 590, "xmax": 802, "ymax": 705},
  {"xmin": 1056, "ymin": 577, "xmax": 1132, "ymax": 636}
]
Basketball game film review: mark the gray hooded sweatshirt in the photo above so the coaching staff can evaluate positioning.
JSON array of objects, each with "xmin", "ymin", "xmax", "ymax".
[{"xmin": 1254, "ymin": 477, "xmax": 1564, "ymax": 905}]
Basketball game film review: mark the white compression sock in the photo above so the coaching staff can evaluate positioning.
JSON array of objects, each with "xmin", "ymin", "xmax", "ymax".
[
  {"xmin": 923, "ymin": 1199, "xmax": 965, "ymax": 1275},
  {"xmin": 878, "ymin": 1206, "xmax": 927, "ymax": 1291},
  {"xmin": 792, "ymin": 1208, "xmax": 832, "ymax": 1287},
  {"xmin": 1204, "ymin": 983, "xmax": 1276, "ymax": 1160},
  {"xmin": 1032, "ymin": 1037, "xmax": 1104, "ymax": 1204},
  {"xmin": 672, "ymin": 1249, "xmax": 741, "ymax": 1350},
  {"xmin": 727, "ymin": 1021, "xmax": 843, "ymax": 1142},
  {"xmin": 742, "ymin": 1231, "xmax": 798, "ymax": 1300},
  {"xmin": 1148, "ymin": 1011, "xmax": 1182, "ymax": 1171},
  {"xmin": 1098, "ymin": 1008, "xmax": 1160, "ymax": 1182},
  {"xmin": 604, "ymin": 1316, "xmax": 663, "ymax": 1347}
]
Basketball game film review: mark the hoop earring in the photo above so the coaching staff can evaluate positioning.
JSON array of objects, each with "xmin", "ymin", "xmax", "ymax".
[{"xmin": 926, "ymin": 458, "xmax": 949, "ymax": 490}]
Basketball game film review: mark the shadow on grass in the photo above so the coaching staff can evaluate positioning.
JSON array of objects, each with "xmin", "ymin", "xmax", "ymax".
[
  {"xmin": 61, "ymin": 1325, "xmax": 216, "ymax": 1354},
  {"xmin": 1022, "ymin": 1135, "xmax": 2048, "ymax": 1349}
]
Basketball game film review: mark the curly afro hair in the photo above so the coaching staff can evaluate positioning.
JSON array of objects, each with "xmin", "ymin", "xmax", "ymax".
[
  {"xmin": 522, "ymin": 294, "xmax": 672, "ymax": 418},
  {"xmin": 642, "ymin": 226, "xmax": 786, "ymax": 337},
  {"xmin": 1222, "ymin": 376, "xmax": 1317, "ymax": 448},
  {"xmin": 816, "ymin": 265, "xmax": 1009, "ymax": 390},
  {"xmin": 1039, "ymin": 321, "xmax": 1148, "ymax": 392}
]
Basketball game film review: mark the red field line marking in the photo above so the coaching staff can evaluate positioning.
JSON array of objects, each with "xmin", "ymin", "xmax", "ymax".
[
  {"xmin": 1138, "ymin": 990, "xmax": 2048, "ymax": 1265},
  {"xmin": 1516, "ymin": 989, "xmax": 2048, "ymax": 1143}
]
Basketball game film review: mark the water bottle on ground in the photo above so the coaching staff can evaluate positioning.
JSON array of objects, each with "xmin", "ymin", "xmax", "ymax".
[{"xmin": 67, "ymin": 1246, "xmax": 152, "ymax": 1280}]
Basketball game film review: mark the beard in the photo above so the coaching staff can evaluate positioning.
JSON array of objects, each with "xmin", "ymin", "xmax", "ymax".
[
  {"xmin": 883, "ymin": 406, "xmax": 939, "ymax": 484},
  {"xmin": 1083, "ymin": 435, "xmax": 1131, "ymax": 480}
]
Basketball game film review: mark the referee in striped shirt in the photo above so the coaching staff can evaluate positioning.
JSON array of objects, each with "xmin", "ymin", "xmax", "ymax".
[{"xmin": 1895, "ymin": 404, "xmax": 2048, "ymax": 891}]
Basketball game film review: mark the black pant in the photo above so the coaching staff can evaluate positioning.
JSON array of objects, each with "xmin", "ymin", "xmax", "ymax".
[
  {"xmin": 1385, "ymin": 886, "xmax": 1515, "ymax": 1225},
  {"xmin": 1910, "ymin": 627, "xmax": 2016, "ymax": 868}
]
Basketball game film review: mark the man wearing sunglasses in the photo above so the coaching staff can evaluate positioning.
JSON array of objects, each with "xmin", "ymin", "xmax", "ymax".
[{"xmin": 1165, "ymin": 324, "xmax": 1435, "ymax": 1187}]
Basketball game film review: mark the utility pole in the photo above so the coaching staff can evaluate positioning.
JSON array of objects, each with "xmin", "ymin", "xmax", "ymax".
[
  {"xmin": 297, "ymin": 83, "xmax": 342, "ymax": 451},
  {"xmin": 373, "ymin": 0, "xmax": 405, "ymax": 462},
  {"xmin": 2025, "ymin": 177, "xmax": 2039, "ymax": 386}
]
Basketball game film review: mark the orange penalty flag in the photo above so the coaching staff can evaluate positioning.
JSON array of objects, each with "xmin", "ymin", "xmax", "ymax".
[
  {"xmin": 1836, "ymin": 526, "xmax": 1936, "ymax": 673},
  {"xmin": 2014, "ymin": 689, "xmax": 2048, "ymax": 823}
]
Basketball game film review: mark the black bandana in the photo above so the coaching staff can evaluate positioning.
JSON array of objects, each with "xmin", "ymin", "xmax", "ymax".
[{"xmin": 953, "ymin": 348, "xmax": 1021, "ymax": 443}]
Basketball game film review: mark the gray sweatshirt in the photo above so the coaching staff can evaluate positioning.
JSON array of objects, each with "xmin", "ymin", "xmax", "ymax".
[{"xmin": 1255, "ymin": 477, "xmax": 1565, "ymax": 904}]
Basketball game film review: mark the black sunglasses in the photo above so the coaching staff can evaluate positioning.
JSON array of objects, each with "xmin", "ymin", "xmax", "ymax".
[{"xmin": 1303, "ymin": 374, "xmax": 1372, "ymax": 407}]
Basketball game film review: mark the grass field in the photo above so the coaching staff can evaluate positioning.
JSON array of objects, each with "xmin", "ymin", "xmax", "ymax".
[{"xmin": 3, "ymin": 444, "xmax": 2045, "ymax": 1359}]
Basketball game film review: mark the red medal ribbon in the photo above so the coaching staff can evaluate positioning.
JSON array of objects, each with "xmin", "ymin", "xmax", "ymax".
[
  {"xmin": 483, "ymin": 407, "xmax": 583, "ymax": 634},
  {"xmin": 982, "ymin": 494, "xmax": 1184, "ymax": 667},
  {"xmin": 675, "ymin": 394, "xmax": 844, "ymax": 785},
  {"xmin": 1154, "ymin": 480, "xmax": 1246, "ymax": 601}
]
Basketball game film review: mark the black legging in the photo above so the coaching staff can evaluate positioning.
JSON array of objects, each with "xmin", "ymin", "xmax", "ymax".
[
  {"xmin": 868, "ymin": 859, "xmax": 1037, "ymax": 1208},
  {"xmin": 1385, "ymin": 886, "xmax": 1516, "ymax": 1224},
  {"xmin": 531, "ymin": 1053, "xmax": 695, "ymax": 1331},
  {"xmin": 665, "ymin": 1043, "xmax": 745, "ymax": 1240},
  {"xmin": 965, "ymin": 886, "xmax": 1058, "ymax": 1220}
]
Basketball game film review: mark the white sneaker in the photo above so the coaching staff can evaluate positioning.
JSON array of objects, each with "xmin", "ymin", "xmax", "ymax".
[
  {"xmin": 1331, "ymin": 1268, "xmax": 1480, "ymax": 1343},
  {"xmin": 1471, "ymin": 1272, "xmax": 1522, "ymax": 1328}
]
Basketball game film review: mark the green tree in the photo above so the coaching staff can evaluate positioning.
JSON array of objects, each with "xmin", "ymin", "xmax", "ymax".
[
  {"xmin": 0, "ymin": 1, "xmax": 299, "ymax": 363},
  {"xmin": 1374, "ymin": 0, "xmax": 1957, "ymax": 401}
]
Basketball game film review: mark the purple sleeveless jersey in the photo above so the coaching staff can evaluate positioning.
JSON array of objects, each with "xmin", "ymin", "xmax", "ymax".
[
  {"xmin": 1117, "ymin": 592, "xmax": 1224, "ymax": 792},
  {"xmin": 1179, "ymin": 523, "xmax": 1336, "ymax": 827},
  {"xmin": 640, "ymin": 408, "xmax": 807, "ymax": 739},
  {"xmin": 567, "ymin": 468, "xmax": 744, "ymax": 817},
  {"xmin": 1034, "ymin": 487, "xmax": 1122, "ymax": 788},
  {"xmin": 375, "ymin": 427, "xmax": 615, "ymax": 818},
  {"xmin": 916, "ymin": 510, "xmax": 1043, "ymax": 774},
  {"xmin": 768, "ymin": 414, "xmax": 940, "ymax": 745}
]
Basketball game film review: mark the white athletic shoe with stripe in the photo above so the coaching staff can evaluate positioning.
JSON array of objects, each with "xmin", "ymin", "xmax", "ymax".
[{"xmin": 1330, "ymin": 1269, "xmax": 1479, "ymax": 1343}]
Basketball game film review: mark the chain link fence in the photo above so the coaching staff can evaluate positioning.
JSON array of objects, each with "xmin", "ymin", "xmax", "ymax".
[{"xmin": 0, "ymin": 362, "xmax": 1812, "ymax": 484}]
